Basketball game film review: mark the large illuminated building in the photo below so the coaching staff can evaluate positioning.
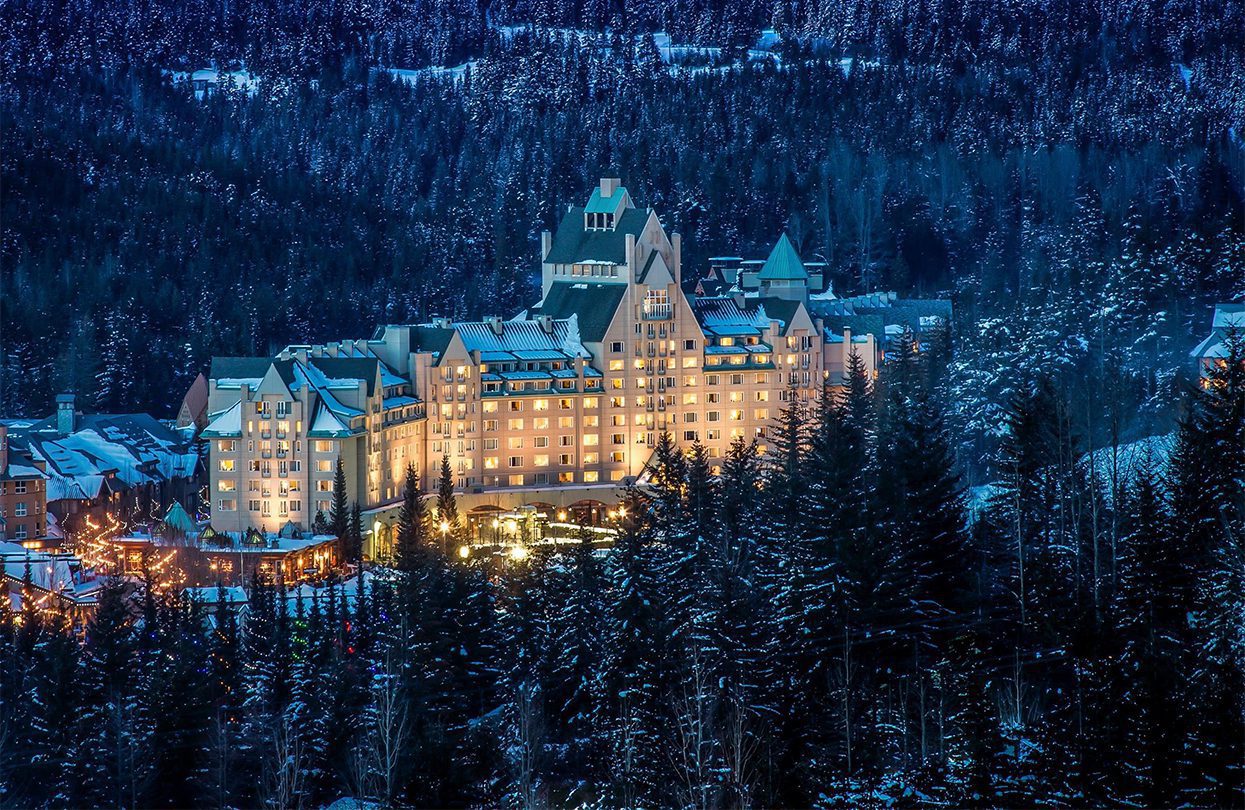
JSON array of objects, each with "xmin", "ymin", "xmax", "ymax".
[{"xmin": 201, "ymin": 179, "xmax": 948, "ymax": 548}]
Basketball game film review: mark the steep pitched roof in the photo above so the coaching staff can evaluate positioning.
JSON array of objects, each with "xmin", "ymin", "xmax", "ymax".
[
  {"xmin": 544, "ymin": 206, "xmax": 650, "ymax": 265},
  {"xmin": 408, "ymin": 325, "xmax": 456, "ymax": 357},
  {"xmin": 757, "ymin": 233, "xmax": 808, "ymax": 281},
  {"xmin": 535, "ymin": 282, "xmax": 628, "ymax": 343}
]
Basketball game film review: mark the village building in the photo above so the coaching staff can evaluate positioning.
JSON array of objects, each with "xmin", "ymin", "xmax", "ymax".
[
  {"xmin": 4, "ymin": 394, "xmax": 202, "ymax": 533},
  {"xmin": 0, "ymin": 423, "xmax": 50, "ymax": 546},
  {"xmin": 202, "ymin": 179, "xmax": 951, "ymax": 553},
  {"xmin": 1192, "ymin": 303, "xmax": 1245, "ymax": 378}
]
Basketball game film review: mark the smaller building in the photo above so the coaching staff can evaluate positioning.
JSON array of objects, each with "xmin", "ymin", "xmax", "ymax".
[
  {"xmin": 1, "ymin": 541, "xmax": 104, "ymax": 624},
  {"xmin": 0, "ymin": 423, "xmax": 50, "ymax": 545},
  {"xmin": 1191, "ymin": 303, "xmax": 1245, "ymax": 378},
  {"xmin": 5, "ymin": 395, "xmax": 201, "ymax": 533},
  {"xmin": 113, "ymin": 525, "xmax": 339, "ymax": 588}
]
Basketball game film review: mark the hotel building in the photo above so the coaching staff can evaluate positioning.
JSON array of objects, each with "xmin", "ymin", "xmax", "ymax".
[{"xmin": 202, "ymin": 179, "xmax": 948, "ymax": 545}]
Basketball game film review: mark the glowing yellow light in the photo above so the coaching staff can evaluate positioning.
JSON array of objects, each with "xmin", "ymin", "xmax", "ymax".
[
  {"xmin": 458, "ymin": 545, "xmax": 471, "ymax": 559},
  {"xmin": 440, "ymin": 520, "xmax": 450, "ymax": 533},
  {"xmin": 509, "ymin": 545, "xmax": 529, "ymax": 561},
  {"xmin": 505, "ymin": 520, "xmax": 517, "ymax": 533},
  {"xmin": 557, "ymin": 511, "xmax": 567, "ymax": 522},
  {"xmin": 617, "ymin": 506, "xmax": 626, "ymax": 517},
  {"xmin": 491, "ymin": 518, "xmax": 500, "ymax": 529}
]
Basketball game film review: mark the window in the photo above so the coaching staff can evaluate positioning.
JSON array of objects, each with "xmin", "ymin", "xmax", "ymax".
[
  {"xmin": 508, "ymin": 437, "xmax": 524, "ymax": 449},
  {"xmin": 684, "ymin": 430, "xmax": 698, "ymax": 441},
  {"xmin": 217, "ymin": 440, "xmax": 237, "ymax": 453},
  {"xmin": 290, "ymin": 500, "xmax": 302, "ymax": 513},
  {"xmin": 611, "ymin": 451, "xmax": 625, "ymax": 463},
  {"xmin": 559, "ymin": 435, "xmax": 573, "ymax": 447},
  {"xmin": 730, "ymin": 410, "xmax": 744, "ymax": 421},
  {"xmin": 584, "ymin": 434, "xmax": 599, "ymax": 446},
  {"xmin": 218, "ymin": 459, "xmax": 236, "ymax": 472},
  {"xmin": 684, "ymin": 339, "xmax": 696, "ymax": 350},
  {"xmin": 485, "ymin": 457, "xmax": 499, "ymax": 469},
  {"xmin": 483, "ymin": 401, "xmax": 498, "ymax": 413},
  {"xmin": 316, "ymin": 499, "xmax": 331, "ymax": 513},
  {"xmin": 508, "ymin": 474, "xmax": 525, "ymax": 486},
  {"xmin": 218, "ymin": 480, "xmax": 236, "ymax": 492},
  {"xmin": 533, "ymin": 417, "xmax": 549, "ymax": 430},
  {"xmin": 316, "ymin": 480, "xmax": 333, "ymax": 492},
  {"xmin": 708, "ymin": 411, "xmax": 721, "ymax": 422},
  {"xmin": 584, "ymin": 470, "xmax": 600, "ymax": 482},
  {"xmin": 485, "ymin": 420, "xmax": 499, "ymax": 431},
  {"xmin": 560, "ymin": 398, "xmax": 574, "ymax": 410},
  {"xmin": 583, "ymin": 397, "xmax": 598, "ymax": 409},
  {"xmin": 612, "ymin": 433, "xmax": 625, "ymax": 445},
  {"xmin": 484, "ymin": 438, "xmax": 499, "ymax": 450},
  {"xmin": 534, "ymin": 436, "xmax": 549, "ymax": 448},
  {"xmin": 316, "ymin": 460, "xmax": 333, "ymax": 472},
  {"xmin": 683, "ymin": 356, "xmax": 698, "ymax": 368},
  {"xmin": 262, "ymin": 501, "xmax": 272, "ymax": 516},
  {"xmin": 14, "ymin": 503, "xmax": 26, "ymax": 517},
  {"xmin": 509, "ymin": 456, "xmax": 523, "ymax": 467},
  {"xmin": 683, "ymin": 394, "xmax": 698, "ymax": 405},
  {"xmin": 508, "ymin": 401, "xmax": 523, "ymax": 412},
  {"xmin": 609, "ymin": 360, "xmax": 624, "ymax": 371},
  {"xmin": 558, "ymin": 416, "xmax": 574, "ymax": 429},
  {"xmin": 218, "ymin": 499, "xmax": 237, "ymax": 512},
  {"xmin": 706, "ymin": 374, "xmax": 720, "ymax": 385},
  {"xmin": 534, "ymin": 399, "xmax": 549, "ymax": 411},
  {"xmin": 558, "ymin": 471, "xmax": 575, "ymax": 483},
  {"xmin": 756, "ymin": 391, "xmax": 769, "ymax": 402},
  {"xmin": 559, "ymin": 453, "xmax": 574, "ymax": 465},
  {"xmin": 249, "ymin": 480, "xmax": 261, "ymax": 493},
  {"xmin": 249, "ymin": 500, "xmax": 261, "ymax": 512},
  {"xmin": 314, "ymin": 440, "xmax": 335, "ymax": 453},
  {"xmin": 534, "ymin": 455, "xmax": 550, "ymax": 467},
  {"xmin": 755, "ymin": 409, "xmax": 770, "ymax": 421},
  {"xmin": 610, "ymin": 341, "xmax": 624, "ymax": 353},
  {"xmin": 508, "ymin": 419, "xmax": 524, "ymax": 431}
]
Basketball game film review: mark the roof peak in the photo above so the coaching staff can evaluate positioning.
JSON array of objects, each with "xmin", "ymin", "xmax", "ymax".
[{"xmin": 758, "ymin": 233, "xmax": 808, "ymax": 281}]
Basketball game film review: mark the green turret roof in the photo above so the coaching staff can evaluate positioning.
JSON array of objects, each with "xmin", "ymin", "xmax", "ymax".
[{"xmin": 757, "ymin": 233, "xmax": 808, "ymax": 281}]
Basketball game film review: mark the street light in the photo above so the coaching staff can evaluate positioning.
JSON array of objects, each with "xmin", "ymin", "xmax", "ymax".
[
  {"xmin": 458, "ymin": 545, "xmax": 471, "ymax": 559},
  {"xmin": 439, "ymin": 519, "xmax": 449, "ymax": 556}
]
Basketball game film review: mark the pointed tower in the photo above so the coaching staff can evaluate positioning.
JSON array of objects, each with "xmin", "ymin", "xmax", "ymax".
[{"xmin": 757, "ymin": 233, "xmax": 810, "ymax": 302}]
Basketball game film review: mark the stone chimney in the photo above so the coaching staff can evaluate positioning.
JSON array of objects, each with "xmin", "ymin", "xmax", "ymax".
[
  {"xmin": 431, "ymin": 316, "xmax": 452, "ymax": 330},
  {"xmin": 600, "ymin": 177, "xmax": 620, "ymax": 197},
  {"xmin": 484, "ymin": 315, "xmax": 504, "ymax": 336},
  {"xmin": 536, "ymin": 314, "xmax": 554, "ymax": 334},
  {"xmin": 56, "ymin": 393, "xmax": 77, "ymax": 436}
]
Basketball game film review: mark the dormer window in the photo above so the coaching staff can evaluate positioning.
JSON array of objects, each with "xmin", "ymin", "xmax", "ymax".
[{"xmin": 585, "ymin": 211, "xmax": 616, "ymax": 231}]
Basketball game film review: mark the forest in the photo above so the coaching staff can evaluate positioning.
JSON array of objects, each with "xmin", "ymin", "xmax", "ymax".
[{"xmin": 2, "ymin": 338, "xmax": 1244, "ymax": 806}]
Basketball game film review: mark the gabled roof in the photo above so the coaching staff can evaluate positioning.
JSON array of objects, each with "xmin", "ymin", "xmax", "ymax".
[
  {"xmin": 757, "ymin": 233, "xmax": 808, "ymax": 281},
  {"xmin": 535, "ymin": 282, "xmax": 628, "ymax": 343},
  {"xmin": 408, "ymin": 325, "xmax": 456, "ymax": 357},
  {"xmin": 202, "ymin": 400, "xmax": 243, "ymax": 438},
  {"xmin": 544, "ymin": 206, "xmax": 650, "ymax": 265},
  {"xmin": 308, "ymin": 403, "xmax": 354, "ymax": 437}
]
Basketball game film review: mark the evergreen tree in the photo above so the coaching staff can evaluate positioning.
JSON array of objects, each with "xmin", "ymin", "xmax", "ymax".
[{"xmin": 330, "ymin": 457, "xmax": 349, "ymax": 542}]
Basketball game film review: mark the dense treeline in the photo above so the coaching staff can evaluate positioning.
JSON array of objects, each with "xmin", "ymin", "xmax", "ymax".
[
  {"xmin": 2, "ymin": 339, "xmax": 1242, "ymax": 807},
  {"xmin": 2, "ymin": 0, "xmax": 1243, "ymax": 472}
]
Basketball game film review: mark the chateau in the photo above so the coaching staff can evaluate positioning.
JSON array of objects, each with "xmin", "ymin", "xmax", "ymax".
[{"xmin": 201, "ymin": 180, "xmax": 949, "ymax": 548}]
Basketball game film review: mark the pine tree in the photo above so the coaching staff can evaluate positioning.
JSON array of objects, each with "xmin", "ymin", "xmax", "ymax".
[
  {"xmin": 330, "ymin": 457, "xmax": 349, "ymax": 542},
  {"xmin": 436, "ymin": 453, "xmax": 460, "ymax": 553},
  {"xmin": 396, "ymin": 463, "xmax": 429, "ymax": 572}
]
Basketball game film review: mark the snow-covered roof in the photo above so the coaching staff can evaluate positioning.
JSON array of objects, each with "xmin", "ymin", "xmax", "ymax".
[
  {"xmin": 11, "ymin": 414, "xmax": 198, "ymax": 505},
  {"xmin": 0, "ymin": 542, "xmax": 103, "ymax": 605},
  {"xmin": 436, "ymin": 318, "xmax": 590, "ymax": 359}
]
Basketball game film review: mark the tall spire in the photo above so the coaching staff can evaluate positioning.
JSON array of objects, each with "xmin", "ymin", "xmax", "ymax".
[{"xmin": 757, "ymin": 233, "xmax": 808, "ymax": 281}]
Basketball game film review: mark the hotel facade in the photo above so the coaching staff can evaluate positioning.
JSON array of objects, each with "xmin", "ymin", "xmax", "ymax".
[{"xmin": 202, "ymin": 179, "xmax": 948, "ymax": 546}]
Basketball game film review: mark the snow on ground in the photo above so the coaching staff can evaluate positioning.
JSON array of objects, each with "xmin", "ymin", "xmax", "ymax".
[{"xmin": 385, "ymin": 63, "xmax": 477, "ymax": 84}]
